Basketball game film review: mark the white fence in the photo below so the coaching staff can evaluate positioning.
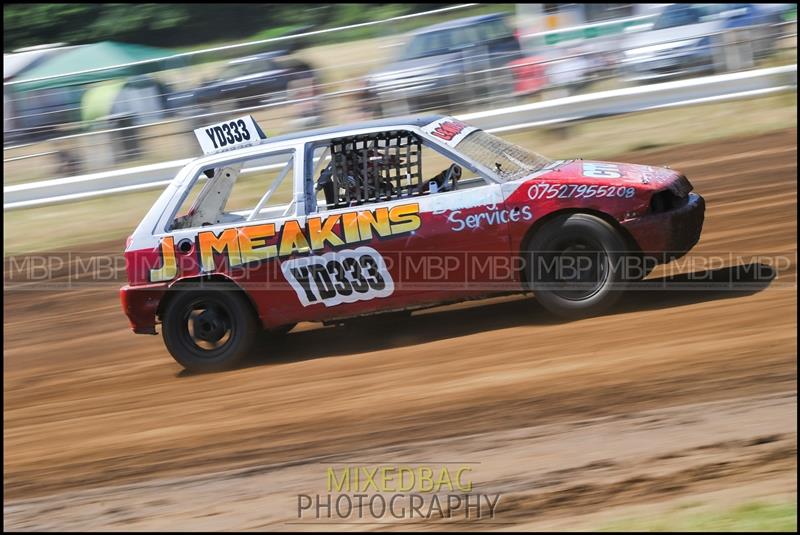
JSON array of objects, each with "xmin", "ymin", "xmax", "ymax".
[{"xmin": 4, "ymin": 64, "xmax": 796, "ymax": 210}]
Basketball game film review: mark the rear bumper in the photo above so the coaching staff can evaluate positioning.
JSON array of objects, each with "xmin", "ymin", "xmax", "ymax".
[
  {"xmin": 623, "ymin": 193, "xmax": 706, "ymax": 263},
  {"xmin": 120, "ymin": 283, "xmax": 168, "ymax": 335}
]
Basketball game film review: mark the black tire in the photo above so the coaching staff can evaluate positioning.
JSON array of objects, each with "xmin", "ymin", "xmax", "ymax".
[
  {"xmin": 524, "ymin": 213, "xmax": 631, "ymax": 319},
  {"xmin": 162, "ymin": 287, "xmax": 258, "ymax": 372}
]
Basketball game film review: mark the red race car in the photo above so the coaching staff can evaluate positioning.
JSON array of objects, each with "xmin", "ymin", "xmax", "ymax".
[{"xmin": 121, "ymin": 115, "xmax": 704, "ymax": 371}]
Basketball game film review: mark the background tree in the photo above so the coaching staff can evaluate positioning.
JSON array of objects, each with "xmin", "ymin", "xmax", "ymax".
[{"xmin": 3, "ymin": 3, "xmax": 457, "ymax": 52}]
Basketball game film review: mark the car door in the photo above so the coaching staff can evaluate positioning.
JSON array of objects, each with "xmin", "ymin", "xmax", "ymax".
[
  {"xmin": 291, "ymin": 134, "xmax": 515, "ymax": 322},
  {"xmin": 412, "ymin": 135, "xmax": 516, "ymax": 302},
  {"xmin": 408, "ymin": 176, "xmax": 513, "ymax": 303}
]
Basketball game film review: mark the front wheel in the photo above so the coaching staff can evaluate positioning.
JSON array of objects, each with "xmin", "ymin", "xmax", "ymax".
[
  {"xmin": 524, "ymin": 213, "xmax": 633, "ymax": 319},
  {"xmin": 162, "ymin": 287, "xmax": 258, "ymax": 372}
]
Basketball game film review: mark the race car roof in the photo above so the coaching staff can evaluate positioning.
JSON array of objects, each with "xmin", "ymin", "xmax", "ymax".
[
  {"xmin": 266, "ymin": 114, "xmax": 446, "ymax": 144},
  {"xmin": 187, "ymin": 114, "xmax": 448, "ymax": 169}
]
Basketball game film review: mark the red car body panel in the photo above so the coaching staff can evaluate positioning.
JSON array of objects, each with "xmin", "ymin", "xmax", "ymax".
[{"xmin": 121, "ymin": 154, "xmax": 704, "ymax": 334}]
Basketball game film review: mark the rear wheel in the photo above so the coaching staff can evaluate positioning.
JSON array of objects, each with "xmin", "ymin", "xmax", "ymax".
[
  {"xmin": 525, "ymin": 213, "xmax": 632, "ymax": 319},
  {"xmin": 162, "ymin": 287, "xmax": 257, "ymax": 372}
]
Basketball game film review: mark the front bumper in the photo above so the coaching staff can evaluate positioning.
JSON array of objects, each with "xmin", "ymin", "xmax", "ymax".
[
  {"xmin": 120, "ymin": 283, "xmax": 168, "ymax": 335},
  {"xmin": 623, "ymin": 193, "xmax": 706, "ymax": 264}
]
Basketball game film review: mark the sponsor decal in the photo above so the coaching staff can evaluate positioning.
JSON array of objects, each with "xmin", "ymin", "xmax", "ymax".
[
  {"xmin": 527, "ymin": 183, "xmax": 635, "ymax": 201},
  {"xmin": 582, "ymin": 162, "xmax": 621, "ymax": 179},
  {"xmin": 148, "ymin": 203, "xmax": 420, "ymax": 282},
  {"xmin": 447, "ymin": 204, "xmax": 532, "ymax": 232},
  {"xmin": 149, "ymin": 236, "xmax": 178, "ymax": 282},
  {"xmin": 282, "ymin": 246, "xmax": 394, "ymax": 307},
  {"xmin": 422, "ymin": 117, "xmax": 477, "ymax": 147}
]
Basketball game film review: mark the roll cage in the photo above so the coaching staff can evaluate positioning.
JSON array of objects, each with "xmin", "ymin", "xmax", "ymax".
[{"xmin": 130, "ymin": 120, "xmax": 505, "ymax": 245}]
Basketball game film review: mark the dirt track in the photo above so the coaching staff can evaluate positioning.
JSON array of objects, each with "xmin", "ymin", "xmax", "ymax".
[{"xmin": 3, "ymin": 129, "xmax": 797, "ymax": 530}]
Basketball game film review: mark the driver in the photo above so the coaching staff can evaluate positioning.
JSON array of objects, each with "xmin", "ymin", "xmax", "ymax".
[
  {"xmin": 316, "ymin": 148, "xmax": 401, "ymax": 206},
  {"xmin": 315, "ymin": 145, "xmax": 463, "ymax": 203}
]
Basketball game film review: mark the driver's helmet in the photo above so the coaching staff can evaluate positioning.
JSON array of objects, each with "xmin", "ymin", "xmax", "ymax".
[{"xmin": 317, "ymin": 146, "xmax": 406, "ymax": 203}]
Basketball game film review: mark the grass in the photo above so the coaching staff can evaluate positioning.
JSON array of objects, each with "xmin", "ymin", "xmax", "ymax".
[
  {"xmin": 600, "ymin": 500, "xmax": 797, "ymax": 532},
  {"xmin": 166, "ymin": 4, "xmax": 516, "ymax": 92},
  {"xmin": 3, "ymin": 165, "xmax": 296, "ymax": 256},
  {"xmin": 176, "ymin": 4, "xmax": 515, "ymax": 55},
  {"xmin": 501, "ymin": 92, "xmax": 797, "ymax": 162},
  {"xmin": 176, "ymin": 4, "xmax": 515, "ymax": 92},
  {"xmin": 172, "ymin": 5, "xmax": 516, "ymax": 53},
  {"xmin": 176, "ymin": 24, "xmax": 307, "ymax": 53},
  {"xmin": 3, "ymin": 92, "xmax": 796, "ymax": 256}
]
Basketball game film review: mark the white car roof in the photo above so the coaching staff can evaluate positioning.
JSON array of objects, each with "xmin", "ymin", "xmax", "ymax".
[{"xmin": 188, "ymin": 114, "xmax": 447, "ymax": 169}]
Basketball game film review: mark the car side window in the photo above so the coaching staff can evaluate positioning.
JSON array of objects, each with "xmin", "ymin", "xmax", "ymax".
[
  {"xmin": 309, "ymin": 130, "xmax": 422, "ymax": 212},
  {"xmin": 307, "ymin": 130, "xmax": 493, "ymax": 214},
  {"xmin": 420, "ymin": 142, "xmax": 489, "ymax": 191},
  {"xmin": 170, "ymin": 150, "xmax": 295, "ymax": 230}
]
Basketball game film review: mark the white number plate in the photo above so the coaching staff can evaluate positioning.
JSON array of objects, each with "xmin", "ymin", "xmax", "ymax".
[
  {"xmin": 281, "ymin": 247, "xmax": 394, "ymax": 307},
  {"xmin": 193, "ymin": 115, "xmax": 265, "ymax": 155}
]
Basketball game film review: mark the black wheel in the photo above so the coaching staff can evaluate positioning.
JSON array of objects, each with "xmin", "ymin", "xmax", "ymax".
[
  {"xmin": 162, "ymin": 287, "xmax": 258, "ymax": 372},
  {"xmin": 525, "ymin": 213, "xmax": 631, "ymax": 319}
]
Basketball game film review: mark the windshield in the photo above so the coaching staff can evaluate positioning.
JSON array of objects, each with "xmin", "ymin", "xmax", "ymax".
[{"xmin": 455, "ymin": 130, "xmax": 552, "ymax": 182}]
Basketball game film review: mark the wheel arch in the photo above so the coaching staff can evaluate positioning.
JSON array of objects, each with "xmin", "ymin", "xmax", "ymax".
[
  {"xmin": 156, "ymin": 274, "xmax": 261, "ymax": 325},
  {"xmin": 517, "ymin": 208, "xmax": 642, "ymax": 286}
]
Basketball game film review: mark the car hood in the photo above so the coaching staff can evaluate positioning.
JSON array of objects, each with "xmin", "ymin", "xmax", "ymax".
[{"xmin": 536, "ymin": 159, "xmax": 684, "ymax": 190}]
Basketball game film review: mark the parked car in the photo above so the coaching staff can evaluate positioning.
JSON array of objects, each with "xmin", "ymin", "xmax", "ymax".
[
  {"xmin": 121, "ymin": 114, "xmax": 705, "ymax": 371},
  {"xmin": 620, "ymin": 3, "xmax": 786, "ymax": 82},
  {"xmin": 168, "ymin": 51, "xmax": 318, "ymax": 111},
  {"xmin": 361, "ymin": 13, "xmax": 524, "ymax": 116}
]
